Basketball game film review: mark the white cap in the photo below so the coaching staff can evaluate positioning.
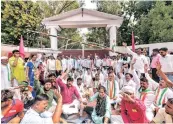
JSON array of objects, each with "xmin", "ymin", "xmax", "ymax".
[
  {"xmin": 1, "ymin": 56, "xmax": 8, "ymax": 60},
  {"xmin": 122, "ymin": 86, "xmax": 135, "ymax": 94}
]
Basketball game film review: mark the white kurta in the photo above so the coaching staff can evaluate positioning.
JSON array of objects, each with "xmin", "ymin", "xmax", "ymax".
[
  {"xmin": 61, "ymin": 58, "xmax": 67, "ymax": 72},
  {"xmin": 1, "ymin": 64, "xmax": 11, "ymax": 89}
]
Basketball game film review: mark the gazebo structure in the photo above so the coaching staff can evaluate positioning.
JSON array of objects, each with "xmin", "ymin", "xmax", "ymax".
[{"xmin": 42, "ymin": 8, "xmax": 123, "ymax": 55}]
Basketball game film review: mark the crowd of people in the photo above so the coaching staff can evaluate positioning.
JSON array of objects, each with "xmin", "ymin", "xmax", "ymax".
[{"xmin": 1, "ymin": 42, "xmax": 173, "ymax": 124}]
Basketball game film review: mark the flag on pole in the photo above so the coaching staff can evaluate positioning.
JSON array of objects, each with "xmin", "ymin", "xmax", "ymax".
[
  {"xmin": 132, "ymin": 31, "xmax": 135, "ymax": 52},
  {"xmin": 19, "ymin": 35, "xmax": 25, "ymax": 58}
]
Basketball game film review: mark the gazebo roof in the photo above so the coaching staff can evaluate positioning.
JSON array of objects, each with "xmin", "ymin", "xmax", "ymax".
[{"xmin": 42, "ymin": 8, "xmax": 123, "ymax": 28}]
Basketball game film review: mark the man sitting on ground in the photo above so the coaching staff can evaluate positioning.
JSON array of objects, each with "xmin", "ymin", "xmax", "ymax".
[
  {"xmin": 84, "ymin": 86, "xmax": 111, "ymax": 124},
  {"xmin": 20, "ymin": 92, "xmax": 62, "ymax": 124},
  {"xmin": 56, "ymin": 71, "xmax": 82, "ymax": 118},
  {"xmin": 121, "ymin": 86, "xmax": 149, "ymax": 123},
  {"xmin": 151, "ymin": 98, "xmax": 173, "ymax": 123}
]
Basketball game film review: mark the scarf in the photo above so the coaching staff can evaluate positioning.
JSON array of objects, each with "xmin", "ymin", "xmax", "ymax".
[
  {"xmin": 138, "ymin": 88, "xmax": 153, "ymax": 102},
  {"xmin": 95, "ymin": 95, "xmax": 106, "ymax": 117},
  {"xmin": 155, "ymin": 88, "xmax": 168, "ymax": 106},
  {"xmin": 107, "ymin": 80, "xmax": 116, "ymax": 99},
  {"xmin": 6, "ymin": 64, "xmax": 11, "ymax": 81}
]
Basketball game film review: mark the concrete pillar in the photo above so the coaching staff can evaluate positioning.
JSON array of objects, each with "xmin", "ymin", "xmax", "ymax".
[
  {"xmin": 48, "ymin": 26, "xmax": 61, "ymax": 50},
  {"xmin": 106, "ymin": 25, "xmax": 117, "ymax": 56},
  {"xmin": 50, "ymin": 27, "xmax": 58, "ymax": 50}
]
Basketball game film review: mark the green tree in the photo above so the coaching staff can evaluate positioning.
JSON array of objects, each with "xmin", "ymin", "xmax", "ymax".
[
  {"xmin": 117, "ymin": 1, "xmax": 156, "ymax": 45},
  {"xmin": 1, "ymin": 0, "xmax": 82, "ymax": 48},
  {"xmin": 86, "ymin": 1, "xmax": 122, "ymax": 47},
  {"xmin": 37, "ymin": 1, "xmax": 81, "ymax": 49},
  {"xmin": 1, "ymin": 1, "xmax": 42, "ymax": 46},
  {"xmin": 136, "ymin": 1, "xmax": 173, "ymax": 44}
]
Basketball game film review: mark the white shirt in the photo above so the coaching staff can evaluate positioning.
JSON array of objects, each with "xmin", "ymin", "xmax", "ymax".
[
  {"xmin": 68, "ymin": 58, "xmax": 74, "ymax": 69},
  {"xmin": 61, "ymin": 58, "xmax": 67, "ymax": 70},
  {"xmin": 95, "ymin": 58, "xmax": 102, "ymax": 68},
  {"xmin": 159, "ymin": 54, "xmax": 173, "ymax": 72},
  {"xmin": 120, "ymin": 78, "xmax": 137, "ymax": 91},
  {"xmin": 153, "ymin": 108, "xmax": 173, "ymax": 123},
  {"xmin": 99, "ymin": 73, "xmax": 105, "ymax": 85},
  {"xmin": 154, "ymin": 88, "xmax": 173, "ymax": 107},
  {"xmin": 74, "ymin": 84, "xmax": 85, "ymax": 98},
  {"xmin": 84, "ymin": 73, "xmax": 92, "ymax": 87},
  {"xmin": 126, "ymin": 47, "xmax": 148, "ymax": 73},
  {"xmin": 132, "ymin": 70, "xmax": 159, "ymax": 91},
  {"xmin": 115, "ymin": 59, "xmax": 123, "ymax": 74},
  {"xmin": 1, "ymin": 64, "xmax": 11, "ymax": 90},
  {"xmin": 47, "ymin": 59, "xmax": 56, "ymax": 71},
  {"xmin": 20, "ymin": 108, "xmax": 53, "ymax": 124},
  {"xmin": 137, "ymin": 90, "xmax": 155, "ymax": 109}
]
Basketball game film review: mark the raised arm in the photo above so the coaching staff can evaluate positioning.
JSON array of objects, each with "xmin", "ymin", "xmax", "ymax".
[
  {"xmin": 104, "ymin": 96, "xmax": 111, "ymax": 123},
  {"xmin": 122, "ymin": 42, "xmax": 137, "ymax": 57},
  {"xmin": 156, "ymin": 63, "xmax": 173, "ymax": 87},
  {"xmin": 131, "ymin": 61, "xmax": 140, "ymax": 90},
  {"xmin": 34, "ymin": 70, "xmax": 41, "ymax": 92},
  {"xmin": 56, "ymin": 78, "xmax": 66, "ymax": 89},
  {"xmin": 52, "ymin": 90, "xmax": 62, "ymax": 123},
  {"xmin": 89, "ymin": 92, "xmax": 99, "ymax": 102},
  {"xmin": 74, "ymin": 87, "xmax": 81, "ymax": 100}
]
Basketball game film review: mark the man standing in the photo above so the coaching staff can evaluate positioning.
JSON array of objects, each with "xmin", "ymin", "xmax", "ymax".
[
  {"xmin": 9, "ymin": 50, "xmax": 26, "ymax": 85},
  {"xmin": 123, "ymin": 42, "xmax": 148, "ymax": 77},
  {"xmin": 56, "ymin": 56, "xmax": 62, "ymax": 76},
  {"xmin": 84, "ymin": 68, "xmax": 92, "ymax": 87},
  {"xmin": 151, "ymin": 49, "xmax": 160, "ymax": 83},
  {"xmin": 46, "ymin": 55, "xmax": 56, "ymax": 75},
  {"xmin": 61, "ymin": 55, "xmax": 67, "ymax": 72},
  {"xmin": 94, "ymin": 55, "xmax": 102, "ymax": 69},
  {"xmin": 26, "ymin": 54, "xmax": 38, "ymax": 97},
  {"xmin": 1, "ymin": 56, "xmax": 12, "ymax": 89},
  {"xmin": 159, "ymin": 47, "xmax": 173, "ymax": 82}
]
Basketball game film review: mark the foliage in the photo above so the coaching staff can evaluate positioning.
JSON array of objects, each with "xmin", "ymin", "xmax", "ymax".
[
  {"xmin": 86, "ymin": 1, "xmax": 122, "ymax": 47},
  {"xmin": 136, "ymin": 1, "xmax": 173, "ymax": 44},
  {"xmin": 117, "ymin": 1, "xmax": 156, "ymax": 45},
  {"xmin": 58, "ymin": 28, "xmax": 82, "ymax": 49},
  {"xmin": 1, "ymin": 0, "xmax": 81, "ymax": 48},
  {"xmin": 1, "ymin": 1, "xmax": 42, "ymax": 46}
]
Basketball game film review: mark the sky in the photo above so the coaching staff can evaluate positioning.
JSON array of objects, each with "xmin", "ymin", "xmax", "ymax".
[
  {"xmin": 78, "ymin": 0, "xmax": 97, "ymax": 35},
  {"xmin": 31, "ymin": 0, "xmax": 97, "ymax": 35}
]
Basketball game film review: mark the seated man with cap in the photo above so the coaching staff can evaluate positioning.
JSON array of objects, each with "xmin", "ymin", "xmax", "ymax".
[{"xmin": 120, "ymin": 86, "xmax": 149, "ymax": 123}]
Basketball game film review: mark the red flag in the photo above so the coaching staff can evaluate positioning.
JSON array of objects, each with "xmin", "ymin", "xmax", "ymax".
[
  {"xmin": 132, "ymin": 31, "xmax": 135, "ymax": 52},
  {"xmin": 19, "ymin": 35, "xmax": 25, "ymax": 58}
]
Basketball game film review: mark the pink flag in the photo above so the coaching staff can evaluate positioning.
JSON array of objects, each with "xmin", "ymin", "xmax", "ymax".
[
  {"xmin": 19, "ymin": 35, "xmax": 25, "ymax": 58},
  {"xmin": 132, "ymin": 31, "xmax": 135, "ymax": 52}
]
